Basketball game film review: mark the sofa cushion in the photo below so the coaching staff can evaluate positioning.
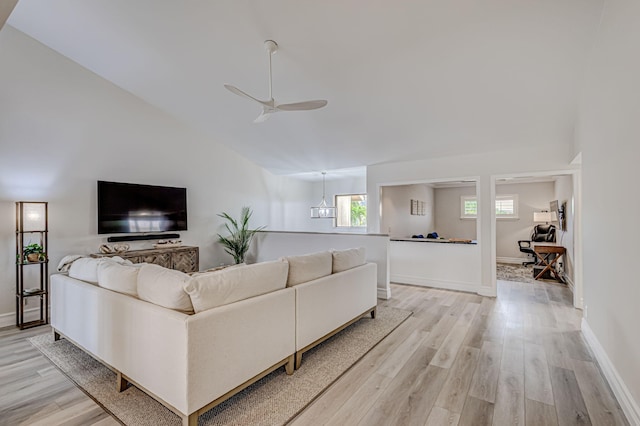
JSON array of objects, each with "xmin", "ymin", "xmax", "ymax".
[
  {"xmin": 68, "ymin": 256, "xmax": 132, "ymax": 284},
  {"xmin": 332, "ymin": 247, "xmax": 366, "ymax": 273},
  {"xmin": 184, "ymin": 260, "xmax": 288, "ymax": 313},
  {"xmin": 97, "ymin": 261, "xmax": 142, "ymax": 297},
  {"xmin": 137, "ymin": 264, "xmax": 194, "ymax": 314},
  {"xmin": 284, "ymin": 251, "xmax": 332, "ymax": 287}
]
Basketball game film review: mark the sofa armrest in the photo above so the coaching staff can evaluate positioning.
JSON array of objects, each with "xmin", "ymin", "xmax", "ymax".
[{"xmin": 294, "ymin": 262, "xmax": 377, "ymax": 351}]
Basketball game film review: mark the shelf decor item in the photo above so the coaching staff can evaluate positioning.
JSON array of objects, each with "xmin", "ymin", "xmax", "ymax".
[
  {"xmin": 23, "ymin": 243, "xmax": 45, "ymax": 262},
  {"xmin": 15, "ymin": 201, "xmax": 49, "ymax": 329}
]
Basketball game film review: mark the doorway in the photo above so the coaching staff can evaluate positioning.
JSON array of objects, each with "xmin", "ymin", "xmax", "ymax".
[{"xmin": 491, "ymin": 170, "xmax": 582, "ymax": 309}]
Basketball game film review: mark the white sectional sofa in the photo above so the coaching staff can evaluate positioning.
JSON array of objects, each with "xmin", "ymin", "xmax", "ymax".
[
  {"xmin": 50, "ymin": 248, "xmax": 377, "ymax": 426},
  {"xmin": 283, "ymin": 248, "xmax": 377, "ymax": 367}
]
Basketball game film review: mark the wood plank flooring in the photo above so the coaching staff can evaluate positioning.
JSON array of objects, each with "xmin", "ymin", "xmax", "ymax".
[{"xmin": 0, "ymin": 280, "xmax": 629, "ymax": 425}]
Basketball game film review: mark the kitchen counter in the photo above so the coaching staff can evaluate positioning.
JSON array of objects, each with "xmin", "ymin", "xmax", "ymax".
[{"xmin": 391, "ymin": 237, "xmax": 476, "ymax": 244}]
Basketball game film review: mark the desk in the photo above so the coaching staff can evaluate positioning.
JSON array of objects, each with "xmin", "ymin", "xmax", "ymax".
[{"xmin": 533, "ymin": 243, "xmax": 565, "ymax": 282}]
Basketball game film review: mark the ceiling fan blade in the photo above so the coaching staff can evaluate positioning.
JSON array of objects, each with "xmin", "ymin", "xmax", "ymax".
[
  {"xmin": 253, "ymin": 112, "xmax": 272, "ymax": 123},
  {"xmin": 224, "ymin": 84, "xmax": 269, "ymax": 105},
  {"xmin": 276, "ymin": 100, "xmax": 328, "ymax": 111}
]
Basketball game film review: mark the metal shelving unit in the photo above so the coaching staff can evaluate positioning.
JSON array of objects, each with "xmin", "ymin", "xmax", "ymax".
[{"xmin": 15, "ymin": 201, "xmax": 49, "ymax": 329}]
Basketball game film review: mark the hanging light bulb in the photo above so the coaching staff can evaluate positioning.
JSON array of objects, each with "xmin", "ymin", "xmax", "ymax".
[{"xmin": 310, "ymin": 172, "xmax": 336, "ymax": 219}]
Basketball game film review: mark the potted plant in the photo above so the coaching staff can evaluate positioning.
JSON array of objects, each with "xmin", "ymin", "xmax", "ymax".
[
  {"xmin": 217, "ymin": 207, "xmax": 265, "ymax": 264},
  {"xmin": 23, "ymin": 243, "xmax": 45, "ymax": 262}
]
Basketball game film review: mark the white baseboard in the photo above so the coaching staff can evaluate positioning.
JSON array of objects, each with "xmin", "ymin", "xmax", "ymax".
[
  {"xmin": 391, "ymin": 274, "xmax": 479, "ymax": 294},
  {"xmin": 496, "ymin": 256, "xmax": 526, "ymax": 264},
  {"xmin": 581, "ymin": 318, "xmax": 640, "ymax": 426},
  {"xmin": 0, "ymin": 307, "xmax": 42, "ymax": 328},
  {"xmin": 564, "ymin": 274, "xmax": 575, "ymax": 294},
  {"xmin": 477, "ymin": 287, "xmax": 497, "ymax": 298},
  {"xmin": 377, "ymin": 286, "xmax": 391, "ymax": 300}
]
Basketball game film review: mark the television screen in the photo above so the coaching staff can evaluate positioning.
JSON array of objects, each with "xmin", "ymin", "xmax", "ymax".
[
  {"xmin": 550, "ymin": 199, "xmax": 566, "ymax": 231},
  {"xmin": 97, "ymin": 181, "xmax": 187, "ymax": 234}
]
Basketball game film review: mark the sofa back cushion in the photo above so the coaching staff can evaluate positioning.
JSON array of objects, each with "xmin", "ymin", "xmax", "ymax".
[
  {"xmin": 137, "ymin": 264, "xmax": 194, "ymax": 314},
  {"xmin": 97, "ymin": 261, "xmax": 142, "ymax": 297},
  {"xmin": 184, "ymin": 260, "xmax": 288, "ymax": 313},
  {"xmin": 332, "ymin": 247, "xmax": 366, "ymax": 273},
  {"xmin": 68, "ymin": 256, "xmax": 132, "ymax": 284},
  {"xmin": 284, "ymin": 251, "xmax": 332, "ymax": 287}
]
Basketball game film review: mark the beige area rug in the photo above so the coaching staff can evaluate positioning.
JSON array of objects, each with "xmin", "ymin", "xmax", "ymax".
[
  {"xmin": 29, "ymin": 306, "xmax": 411, "ymax": 426},
  {"xmin": 496, "ymin": 262, "xmax": 538, "ymax": 284}
]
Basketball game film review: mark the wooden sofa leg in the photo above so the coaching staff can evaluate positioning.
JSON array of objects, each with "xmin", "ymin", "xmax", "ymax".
[
  {"xmin": 295, "ymin": 352, "xmax": 303, "ymax": 370},
  {"xmin": 183, "ymin": 412, "xmax": 198, "ymax": 426},
  {"xmin": 371, "ymin": 307, "xmax": 377, "ymax": 319},
  {"xmin": 285, "ymin": 354, "xmax": 295, "ymax": 375},
  {"xmin": 53, "ymin": 330, "xmax": 61, "ymax": 341},
  {"xmin": 116, "ymin": 371, "xmax": 129, "ymax": 392}
]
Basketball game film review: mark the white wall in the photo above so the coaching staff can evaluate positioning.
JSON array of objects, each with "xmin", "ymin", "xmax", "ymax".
[
  {"xmin": 269, "ymin": 175, "xmax": 367, "ymax": 234},
  {"xmin": 390, "ymin": 241, "xmax": 481, "ymax": 293},
  {"xmin": 495, "ymin": 181, "xmax": 554, "ymax": 260},
  {"xmin": 0, "ymin": 27, "xmax": 299, "ymax": 321},
  {"xmin": 553, "ymin": 175, "xmax": 574, "ymax": 283},
  {"xmin": 576, "ymin": 0, "xmax": 640, "ymax": 421},
  {"xmin": 434, "ymin": 186, "xmax": 477, "ymax": 240},
  {"xmin": 380, "ymin": 184, "xmax": 434, "ymax": 239}
]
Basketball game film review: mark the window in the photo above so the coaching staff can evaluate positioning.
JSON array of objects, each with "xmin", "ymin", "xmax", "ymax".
[
  {"xmin": 460, "ymin": 196, "xmax": 478, "ymax": 219},
  {"xmin": 335, "ymin": 194, "xmax": 367, "ymax": 227},
  {"xmin": 495, "ymin": 194, "xmax": 518, "ymax": 218},
  {"xmin": 460, "ymin": 194, "xmax": 519, "ymax": 219}
]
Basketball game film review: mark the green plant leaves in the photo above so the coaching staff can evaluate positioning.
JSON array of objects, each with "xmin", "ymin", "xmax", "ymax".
[{"xmin": 217, "ymin": 206, "xmax": 265, "ymax": 264}]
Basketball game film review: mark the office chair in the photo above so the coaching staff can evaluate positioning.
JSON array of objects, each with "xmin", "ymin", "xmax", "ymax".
[{"xmin": 518, "ymin": 224, "xmax": 556, "ymax": 266}]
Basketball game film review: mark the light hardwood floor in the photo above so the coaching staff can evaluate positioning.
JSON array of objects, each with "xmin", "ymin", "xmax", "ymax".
[{"xmin": 0, "ymin": 280, "xmax": 628, "ymax": 425}]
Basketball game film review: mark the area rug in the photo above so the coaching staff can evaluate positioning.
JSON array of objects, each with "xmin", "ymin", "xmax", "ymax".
[
  {"xmin": 29, "ymin": 306, "xmax": 411, "ymax": 426},
  {"xmin": 498, "ymin": 263, "xmax": 568, "ymax": 287},
  {"xmin": 497, "ymin": 262, "xmax": 541, "ymax": 284}
]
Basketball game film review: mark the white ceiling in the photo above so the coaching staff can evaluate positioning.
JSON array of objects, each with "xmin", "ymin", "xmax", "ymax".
[{"xmin": 7, "ymin": 0, "xmax": 603, "ymax": 175}]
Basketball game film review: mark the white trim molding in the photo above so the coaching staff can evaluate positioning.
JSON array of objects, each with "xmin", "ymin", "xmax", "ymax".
[
  {"xmin": 582, "ymin": 318, "xmax": 640, "ymax": 425},
  {"xmin": 496, "ymin": 256, "xmax": 525, "ymax": 264},
  {"xmin": 377, "ymin": 287, "xmax": 391, "ymax": 300},
  {"xmin": 564, "ymin": 274, "xmax": 575, "ymax": 295},
  {"xmin": 0, "ymin": 307, "xmax": 43, "ymax": 328},
  {"xmin": 391, "ymin": 274, "xmax": 479, "ymax": 294}
]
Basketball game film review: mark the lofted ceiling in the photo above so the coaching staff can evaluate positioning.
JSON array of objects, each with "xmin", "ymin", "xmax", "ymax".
[{"xmin": 7, "ymin": 0, "xmax": 603, "ymax": 175}]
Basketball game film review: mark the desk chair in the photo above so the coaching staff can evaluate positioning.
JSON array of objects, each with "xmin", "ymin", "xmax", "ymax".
[{"xmin": 518, "ymin": 224, "xmax": 556, "ymax": 266}]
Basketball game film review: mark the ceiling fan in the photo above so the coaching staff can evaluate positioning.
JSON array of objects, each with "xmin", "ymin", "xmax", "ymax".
[{"xmin": 224, "ymin": 40, "xmax": 328, "ymax": 123}]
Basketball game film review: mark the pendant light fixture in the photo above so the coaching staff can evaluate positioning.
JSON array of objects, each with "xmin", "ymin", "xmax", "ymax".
[{"xmin": 310, "ymin": 172, "xmax": 336, "ymax": 219}]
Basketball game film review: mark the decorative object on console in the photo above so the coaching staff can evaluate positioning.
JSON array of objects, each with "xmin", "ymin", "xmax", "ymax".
[
  {"xmin": 224, "ymin": 39, "xmax": 328, "ymax": 123},
  {"xmin": 217, "ymin": 207, "xmax": 265, "ymax": 264},
  {"xmin": 153, "ymin": 239, "xmax": 182, "ymax": 248},
  {"xmin": 113, "ymin": 243, "xmax": 129, "ymax": 253},
  {"xmin": 99, "ymin": 243, "xmax": 129, "ymax": 253},
  {"xmin": 310, "ymin": 172, "xmax": 336, "ymax": 219},
  {"xmin": 99, "ymin": 244, "xmax": 115, "ymax": 254},
  {"xmin": 15, "ymin": 201, "xmax": 49, "ymax": 329}
]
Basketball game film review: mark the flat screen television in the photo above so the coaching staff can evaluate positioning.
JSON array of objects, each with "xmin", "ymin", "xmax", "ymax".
[
  {"xmin": 550, "ymin": 199, "xmax": 566, "ymax": 231},
  {"xmin": 97, "ymin": 180, "xmax": 187, "ymax": 234}
]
